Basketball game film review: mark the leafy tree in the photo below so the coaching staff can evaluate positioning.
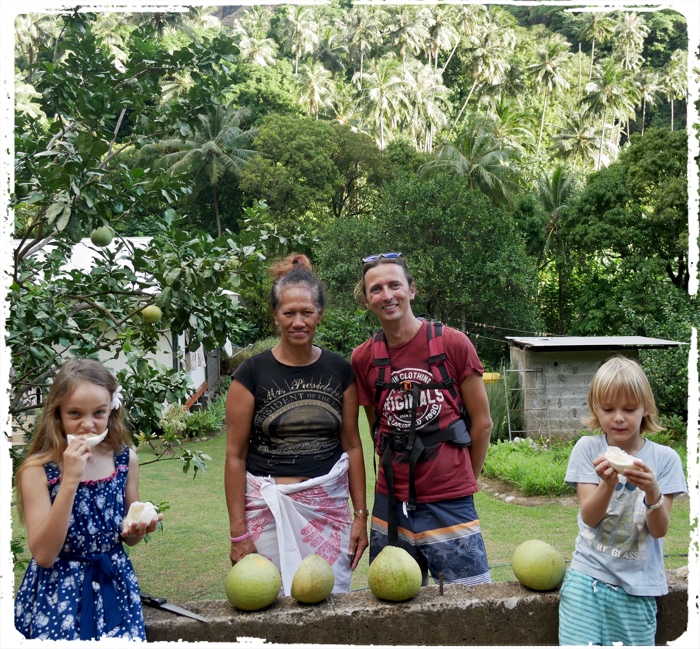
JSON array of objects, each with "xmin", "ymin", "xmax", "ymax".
[
  {"xmin": 8, "ymin": 13, "xmax": 276, "ymax": 471},
  {"xmin": 561, "ymin": 127, "xmax": 691, "ymax": 354},
  {"xmin": 138, "ymin": 104, "xmax": 258, "ymax": 236},
  {"xmin": 316, "ymin": 172, "xmax": 540, "ymax": 366}
]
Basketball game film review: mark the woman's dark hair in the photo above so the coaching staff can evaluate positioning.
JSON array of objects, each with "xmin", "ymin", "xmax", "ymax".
[{"xmin": 269, "ymin": 254, "xmax": 326, "ymax": 312}]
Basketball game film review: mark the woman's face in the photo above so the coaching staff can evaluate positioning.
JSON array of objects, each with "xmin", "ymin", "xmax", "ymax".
[{"xmin": 274, "ymin": 285, "xmax": 322, "ymax": 349}]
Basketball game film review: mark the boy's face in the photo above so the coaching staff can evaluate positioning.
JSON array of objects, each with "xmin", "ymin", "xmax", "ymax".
[
  {"xmin": 363, "ymin": 263, "xmax": 415, "ymax": 326},
  {"xmin": 595, "ymin": 396, "xmax": 646, "ymax": 452}
]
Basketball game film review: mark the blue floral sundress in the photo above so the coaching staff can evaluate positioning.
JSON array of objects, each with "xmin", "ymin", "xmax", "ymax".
[{"xmin": 14, "ymin": 446, "xmax": 146, "ymax": 640}]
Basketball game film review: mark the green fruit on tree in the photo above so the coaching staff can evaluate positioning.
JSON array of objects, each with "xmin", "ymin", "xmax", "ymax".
[
  {"xmin": 291, "ymin": 554, "xmax": 335, "ymax": 604},
  {"xmin": 368, "ymin": 546, "xmax": 422, "ymax": 601},
  {"xmin": 140, "ymin": 305, "xmax": 162, "ymax": 324},
  {"xmin": 512, "ymin": 539, "xmax": 566, "ymax": 591},
  {"xmin": 90, "ymin": 226, "xmax": 114, "ymax": 247},
  {"xmin": 225, "ymin": 553, "xmax": 281, "ymax": 611}
]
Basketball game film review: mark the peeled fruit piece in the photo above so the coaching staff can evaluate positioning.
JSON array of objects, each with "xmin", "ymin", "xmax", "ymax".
[
  {"xmin": 605, "ymin": 446, "xmax": 636, "ymax": 473},
  {"xmin": 291, "ymin": 554, "xmax": 335, "ymax": 604},
  {"xmin": 368, "ymin": 546, "xmax": 422, "ymax": 602},
  {"xmin": 90, "ymin": 226, "xmax": 114, "ymax": 247},
  {"xmin": 124, "ymin": 501, "xmax": 159, "ymax": 527},
  {"xmin": 66, "ymin": 429, "xmax": 109, "ymax": 447},
  {"xmin": 512, "ymin": 539, "xmax": 566, "ymax": 591},
  {"xmin": 226, "ymin": 553, "xmax": 281, "ymax": 611},
  {"xmin": 140, "ymin": 305, "xmax": 163, "ymax": 323}
]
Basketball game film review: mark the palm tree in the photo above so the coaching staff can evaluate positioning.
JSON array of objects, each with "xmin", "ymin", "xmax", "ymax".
[
  {"xmin": 613, "ymin": 11, "xmax": 649, "ymax": 72},
  {"xmin": 571, "ymin": 12, "xmax": 616, "ymax": 82},
  {"xmin": 584, "ymin": 58, "xmax": 638, "ymax": 168},
  {"xmin": 440, "ymin": 3, "xmax": 489, "ymax": 75},
  {"xmin": 276, "ymin": 4, "xmax": 319, "ymax": 74},
  {"xmin": 385, "ymin": 5, "xmax": 429, "ymax": 67},
  {"xmin": 315, "ymin": 23, "xmax": 347, "ymax": 75},
  {"xmin": 344, "ymin": 5, "xmax": 387, "ymax": 87},
  {"xmin": 421, "ymin": 114, "xmax": 516, "ymax": 208},
  {"xmin": 527, "ymin": 36, "xmax": 573, "ymax": 154},
  {"xmin": 402, "ymin": 60, "xmax": 450, "ymax": 152},
  {"xmin": 538, "ymin": 164, "xmax": 578, "ymax": 332},
  {"xmin": 139, "ymin": 105, "xmax": 257, "ymax": 236},
  {"xmin": 296, "ymin": 61, "xmax": 334, "ymax": 119},
  {"xmin": 425, "ymin": 5, "xmax": 459, "ymax": 72},
  {"xmin": 451, "ymin": 20, "xmax": 515, "ymax": 133},
  {"xmin": 325, "ymin": 83, "xmax": 364, "ymax": 131},
  {"xmin": 549, "ymin": 111, "xmax": 611, "ymax": 172},
  {"xmin": 362, "ymin": 54, "xmax": 410, "ymax": 149},
  {"xmin": 662, "ymin": 49, "xmax": 687, "ymax": 131},
  {"xmin": 485, "ymin": 96, "xmax": 536, "ymax": 154},
  {"xmin": 634, "ymin": 68, "xmax": 662, "ymax": 135}
]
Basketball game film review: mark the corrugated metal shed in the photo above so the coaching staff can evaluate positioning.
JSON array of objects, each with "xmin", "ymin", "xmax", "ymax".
[{"xmin": 506, "ymin": 336, "xmax": 684, "ymax": 352}]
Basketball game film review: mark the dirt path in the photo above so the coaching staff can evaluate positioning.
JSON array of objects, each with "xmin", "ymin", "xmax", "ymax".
[{"xmin": 478, "ymin": 477, "xmax": 579, "ymax": 507}]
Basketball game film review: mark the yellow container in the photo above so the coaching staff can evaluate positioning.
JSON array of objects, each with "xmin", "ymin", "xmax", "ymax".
[{"xmin": 483, "ymin": 372, "xmax": 502, "ymax": 384}]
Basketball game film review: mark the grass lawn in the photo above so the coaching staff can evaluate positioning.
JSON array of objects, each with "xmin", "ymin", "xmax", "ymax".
[{"xmin": 11, "ymin": 420, "xmax": 692, "ymax": 602}]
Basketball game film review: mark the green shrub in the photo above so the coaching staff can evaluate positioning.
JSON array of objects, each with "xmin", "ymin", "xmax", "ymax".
[
  {"xmin": 486, "ymin": 366, "xmax": 522, "ymax": 443},
  {"xmin": 185, "ymin": 393, "xmax": 226, "ymax": 439},
  {"xmin": 483, "ymin": 438, "xmax": 576, "ymax": 497},
  {"xmin": 316, "ymin": 308, "xmax": 375, "ymax": 358}
]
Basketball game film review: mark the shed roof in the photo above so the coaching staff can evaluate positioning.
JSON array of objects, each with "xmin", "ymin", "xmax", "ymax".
[{"xmin": 506, "ymin": 336, "xmax": 684, "ymax": 352}]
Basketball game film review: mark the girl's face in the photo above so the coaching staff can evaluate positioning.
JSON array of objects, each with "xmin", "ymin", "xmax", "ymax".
[
  {"xmin": 60, "ymin": 381, "xmax": 111, "ymax": 438},
  {"xmin": 274, "ymin": 285, "xmax": 322, "ymax": 350},
  {"xmin": 595, "ymin": 392, "xmax": 646, "ymax": 452}
]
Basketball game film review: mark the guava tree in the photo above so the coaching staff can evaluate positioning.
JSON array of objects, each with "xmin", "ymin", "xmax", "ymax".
[{"xmin": 8, "ymin": 12, "xmax": 285, "ymax": 473}]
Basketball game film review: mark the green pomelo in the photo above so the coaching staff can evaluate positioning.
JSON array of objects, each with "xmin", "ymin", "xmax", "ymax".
[
  {"xmin": 512, "ymin": 539, "xmax": 566, "ymax": 591},
  {"xmin": 140, "ymin": 305, "xmax": 163, "ymax": 323},
  {"xmin": 367, "ymin": 546, "xmax": 422, "ymax": 601},
  {"xmin": 291, "ymin": 554, "xmax": 335, "ymax": 604},
  {"xmin": 90, "ymin": 226, "xmax": 113, "ymax": 247},
  {"xmin": 225, "ymin": 553, "xmax": 281, "ymax": 611}
]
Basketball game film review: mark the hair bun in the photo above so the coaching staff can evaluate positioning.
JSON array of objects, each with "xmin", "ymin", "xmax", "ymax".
[{"xmin": 270, "ymin": 254, "xmax": 313, "ymax": 280}]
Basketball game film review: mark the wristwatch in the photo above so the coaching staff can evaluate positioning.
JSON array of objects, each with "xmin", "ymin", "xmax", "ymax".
[{"xmin": 644, "ymin": 494, "xmax": 665, "ymax": 515}]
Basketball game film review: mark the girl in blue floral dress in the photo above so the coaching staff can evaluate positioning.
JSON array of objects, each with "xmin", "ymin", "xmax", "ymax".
[{"xmin": 14, "ymin": 359, "xmax": 162, "ymax": 640}]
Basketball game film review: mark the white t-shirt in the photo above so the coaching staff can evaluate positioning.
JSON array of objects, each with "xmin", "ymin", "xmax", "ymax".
[{"xmin": 565, "ymin": 433, "xmax": 687, "ymax": 596}]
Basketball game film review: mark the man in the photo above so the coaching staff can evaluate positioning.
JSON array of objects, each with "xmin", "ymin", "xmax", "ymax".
[{"xmin": 350, "ymin": 252, "xmax": 492, "ymax": 585}]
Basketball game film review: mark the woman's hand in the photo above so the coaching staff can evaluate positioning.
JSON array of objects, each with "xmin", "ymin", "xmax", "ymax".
[
  {"xmin": 230, "ymin": 537, "xmax": 256, "ymax": 565},
  {"xmin": 347, "ymin": 515, "xmax": 369, "ymax": 570}
]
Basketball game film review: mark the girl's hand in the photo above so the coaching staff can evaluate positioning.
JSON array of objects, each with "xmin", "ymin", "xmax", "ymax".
[
  {"xmin": 121, "ymin": 512, "xmax": 163, "ymax": 542},
  {"xmin": 593, "ymin": 454, "xmax": 619, "ymax": 487},
  {"xmin": 62, "ymin": 437, "xmax": 92, "ymax": 484},
  {"xmin": 230, "ymin": 538, "xmax": 256, "ymax": 566}
]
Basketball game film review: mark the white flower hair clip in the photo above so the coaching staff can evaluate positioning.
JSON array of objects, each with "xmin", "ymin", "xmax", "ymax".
[{"xmin": 111, "ymin": 385, "xmax": 123, "ymax": 411}]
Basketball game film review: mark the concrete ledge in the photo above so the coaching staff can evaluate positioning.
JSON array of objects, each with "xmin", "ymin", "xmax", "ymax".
[{"xmin": 144, "ymin": 568, "xmax": 688, "ymax": 645}]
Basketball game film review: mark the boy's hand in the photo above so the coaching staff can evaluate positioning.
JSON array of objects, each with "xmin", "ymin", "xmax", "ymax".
[{"xmin": 593, "ymin": 454, "xmax": 620, "ymax": 487}]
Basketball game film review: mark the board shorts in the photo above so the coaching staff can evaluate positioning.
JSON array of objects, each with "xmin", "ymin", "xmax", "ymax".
[
  {"xmin": 369, "ymin": 491, "xmax": 491, "ymax": 586},
  {"xmin": 559, "ymin": 568, "xmax": 657, "ymax": 646}
]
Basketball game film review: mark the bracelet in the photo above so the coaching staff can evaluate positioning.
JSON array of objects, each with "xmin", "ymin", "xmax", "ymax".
[
  {"xmin": 644, "ymin": 494, "xmax": 665, "ymax": 515},
  {"xmin": 354, "ymin": 509, "xmax": 370, "ymax": 516},
  {"xmin": 230, "ymin": 531, "xmax": 251, "ymax": 543}
]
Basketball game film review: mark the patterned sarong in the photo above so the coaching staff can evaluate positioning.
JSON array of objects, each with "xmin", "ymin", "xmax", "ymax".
[{"xmin": 245, "ymin": 453, "xmax": 353, "ymax": 595}]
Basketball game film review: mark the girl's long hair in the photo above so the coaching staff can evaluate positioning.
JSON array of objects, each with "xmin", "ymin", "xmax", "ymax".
[{"xmin": 15, "ymin": 358, "xmax": 131, "ymax": 521}]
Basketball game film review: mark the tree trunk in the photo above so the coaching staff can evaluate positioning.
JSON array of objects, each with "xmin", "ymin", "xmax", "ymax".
[
  {"xmin": 213, "ymin": 185, "xmax": 222, "ymax": 237},
  {"xmin": 451, "ymin": 78, "xmax": 479, "ymax": 134},
  {"xmin": 596, "ymin": 107, "xmax": 607, "ymax": 171},
  {"xmin": 537, "ymin": 90, "xmax": 548, "ymax": 154}
]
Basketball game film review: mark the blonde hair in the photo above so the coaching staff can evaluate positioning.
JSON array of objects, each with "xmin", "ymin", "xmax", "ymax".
[
  {"xmin": 15, "ymin": 358, "xmax": 131, "ymax": 521},
  {"xmin": 583, "ymin": 355, "xmax": 663, "ymax": 434}
]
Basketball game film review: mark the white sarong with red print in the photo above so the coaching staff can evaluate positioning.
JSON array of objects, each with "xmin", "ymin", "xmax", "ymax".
[{"xmin": 244, "ymin": 453, "xmax": 352, "ymax": 595}]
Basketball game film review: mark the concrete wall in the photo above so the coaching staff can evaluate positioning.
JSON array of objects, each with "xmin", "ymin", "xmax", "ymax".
[
  {"xmin": 144, "ymin": 569, "xmax": 689, "ymax": 645},
  {"xmin": 508, "ymin": 348, "xmax": 639, "ymax": 439}
]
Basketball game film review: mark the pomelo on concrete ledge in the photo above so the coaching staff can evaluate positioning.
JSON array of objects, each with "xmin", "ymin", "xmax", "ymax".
[
  {"xmin": 512, "ymin": 539, "xmax": 566, "ymax": 591},
  {"xmin": 226, "ymin": 553, "xmax": 281, "ymax": 611},
  {"xmin": 291, "ymin": 554, "xmax": 335, "ymax": 604},
  {"xmin": 367, "ymin": 546, "xmax": 422, "ymax": 601}
]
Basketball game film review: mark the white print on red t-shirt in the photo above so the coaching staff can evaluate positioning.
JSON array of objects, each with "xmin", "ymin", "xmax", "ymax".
[{"xmin": 384, "ymin": 367, "xmax": 444, "ymax": 430}]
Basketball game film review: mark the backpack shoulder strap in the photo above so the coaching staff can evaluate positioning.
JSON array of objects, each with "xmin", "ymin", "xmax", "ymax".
[{"xmin": 426, "ymin": 321, "xmax": 460, "ymax": 401}]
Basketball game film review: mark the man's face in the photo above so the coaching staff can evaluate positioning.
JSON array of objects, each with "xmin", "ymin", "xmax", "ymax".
[{"xmin": 363, "ymin": 263, "xmax": 415, "ymax": 325}]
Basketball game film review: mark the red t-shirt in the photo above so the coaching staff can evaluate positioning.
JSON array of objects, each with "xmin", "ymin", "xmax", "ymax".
[{"xmin": 351, "ymin": 322, "xmax": 483, "ymax": 503}]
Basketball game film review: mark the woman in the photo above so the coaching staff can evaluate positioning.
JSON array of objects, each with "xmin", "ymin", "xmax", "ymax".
[{"xmin": 224, "ymin": 254, "xmax": 368, "ymax": 594}]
